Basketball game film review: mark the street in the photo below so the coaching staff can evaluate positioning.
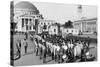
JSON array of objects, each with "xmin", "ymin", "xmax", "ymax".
[{"xmin": 14, "ymin": 49, "xmax": 58, "ymax": 66}]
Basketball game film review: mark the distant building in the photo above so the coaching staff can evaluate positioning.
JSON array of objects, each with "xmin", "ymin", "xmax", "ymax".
[
  {"xmin": 73, "ymin": 18, "xmax": 97, "ymax": 34},
  {"xmin": 60, "ymin": 27, "xmax": 79, "ymax": 37},
  {"xmin": 14, "ymin": 1, "xmax": 43, "ymax": 32},
  {"xmin": 48, "ymin": 23, "xmax": 60, "ymax": 35},
  {"xmin": 37, "ymin": 19, "xmax": 56, "ymax": 34}
]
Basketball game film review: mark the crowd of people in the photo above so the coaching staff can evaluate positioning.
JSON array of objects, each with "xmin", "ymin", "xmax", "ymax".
[
  {"xmin": 33, "ymin": 34, "xmax": 95, "ymax": 63},
  {"xmin": 13, "ymin": 32, "xmax": 95, "ymax": 63}
]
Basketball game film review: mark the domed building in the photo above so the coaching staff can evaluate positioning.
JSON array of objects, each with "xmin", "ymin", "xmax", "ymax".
[{"xmin": 14, "ymin": 1, "xmax": 43, "ymax": 32}]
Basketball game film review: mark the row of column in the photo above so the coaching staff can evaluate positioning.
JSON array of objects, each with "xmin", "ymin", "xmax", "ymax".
[
  {"xmin": 21, "ymin": 18, "xmax": 36, "ymax": 31},
  {"xmin": 81, "ymin": 21, "xmax": 96, "ymax": 33}
]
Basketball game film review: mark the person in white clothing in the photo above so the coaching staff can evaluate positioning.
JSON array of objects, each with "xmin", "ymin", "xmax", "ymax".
[{"xmin": 74, "ymin": 43, "xmax": 82, "ymax": 59}]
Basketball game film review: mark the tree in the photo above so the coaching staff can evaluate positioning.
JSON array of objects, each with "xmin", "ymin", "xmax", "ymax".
[{"xmin": 63, "ymin": 20, "xmax": 73, "ymax": 28}]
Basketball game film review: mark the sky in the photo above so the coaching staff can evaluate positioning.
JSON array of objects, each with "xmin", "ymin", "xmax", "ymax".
[{"xmin": 14, "ymin": 0, "xmax": 97, "ymax": 24}]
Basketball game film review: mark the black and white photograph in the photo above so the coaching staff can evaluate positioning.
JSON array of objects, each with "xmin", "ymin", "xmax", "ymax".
[{"xmin": 10, "ymin": 0, "xmax": 97, "ymax": 66}]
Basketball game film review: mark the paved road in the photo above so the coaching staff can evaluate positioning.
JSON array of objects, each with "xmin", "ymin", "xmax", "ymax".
[
  {"xmin": 14, "ymin": 53, "xmax": 43, "ymax": 66},
  {"xmin": 14, "ymin": 51, "xmax": 58, "ymax": 66}
]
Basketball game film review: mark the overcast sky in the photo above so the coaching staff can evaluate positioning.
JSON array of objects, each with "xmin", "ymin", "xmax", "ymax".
[{"xmin": 14, "ymin": 0, "xmax": 97, "ymax": 24}]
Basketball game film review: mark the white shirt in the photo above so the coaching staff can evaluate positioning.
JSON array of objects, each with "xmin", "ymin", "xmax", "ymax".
[
  {"xmin": 56, "ymin": 46, "xmax": 60, "ymax": 51},
  {"xmin": 41, "ymin": 45, "xmax": 45, "ymax": 50},
  {"xmin": 74, "ymin": 45, "xmax": 81, "ymax": 56},
  {"xmin": 77, "ymin": 43, "xmax": 83, "ymax": 49},
  {"xmin": 38, "ymin": 43, "xmax": 42, "ymax": 48},
  {"xmin": 62, "ymin": 54, "xmax": 67, "ymax": 59},
  {"xmin": 53, "ymin": 45, "xmax": 57, "ymax": 55},
  {"xmin": 34, "ymin": 40, "xmax": 38, "ymax": 46},
  {"xmin": 86, "ymin": 51, "xmax": 90, "ymax": 56},
  {"xmin": 62, "ymin": 45, "xmax": 68, "ymax": 50},
  {"xmin": 67, "ymin": 43, "xmax": 72, "ymax": 48},
  {"xmin": 70, "ymin": 43, "xmax": 74, "ymax": 49},
  {"xmin": 46, "ymin": 42, "xmax": 52, "ymax": 48}
]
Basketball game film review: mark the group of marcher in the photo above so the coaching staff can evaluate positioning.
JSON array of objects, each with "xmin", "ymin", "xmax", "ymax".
[{"xmin": 33, "ymin": 34, "xmax": 93, "ymax": 63}]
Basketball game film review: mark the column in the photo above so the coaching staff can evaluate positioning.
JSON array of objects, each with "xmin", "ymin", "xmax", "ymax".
[
  {"xmin": 24, "ymin": 18, "xmax": 26, "ymax": 32},
  {"xmin": 80, "ymin": 22, "xmax": 83, "ymax": 32}
]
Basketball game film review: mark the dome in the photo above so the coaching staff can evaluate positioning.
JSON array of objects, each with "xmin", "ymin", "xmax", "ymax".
[{"xmin": 15, "ymin": 1, "xmax": 37, "ymax": 11}]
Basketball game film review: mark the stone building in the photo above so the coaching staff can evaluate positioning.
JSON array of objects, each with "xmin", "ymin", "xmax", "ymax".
[
  {"xmin": 37, "ymin": 19, "xmax": 56, "ymax": 34},
  {"xmin": 60, "ymin": 26, "xmax": 79, "ymax": 37},
  {"xmin": 73, "ymin": 18, "xmax": 97, "ymax": 34},
  {"xmin": 48, "ymin": 23, "xmax": 60, "ymax": 35},
  {"xmin": 14, "ymin": 1, "xmax": 43, "ymax": 32}
]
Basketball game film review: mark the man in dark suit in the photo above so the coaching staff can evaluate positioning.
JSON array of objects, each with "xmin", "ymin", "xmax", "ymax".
[{"xmin": 24, "ymin": 39, "xmax": 28, "ymax": 54}]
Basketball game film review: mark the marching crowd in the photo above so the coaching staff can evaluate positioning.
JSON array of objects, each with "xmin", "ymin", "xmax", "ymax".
[{"xmin": 33, "ymin": 34, "xmax": 93, "ymax": 63}]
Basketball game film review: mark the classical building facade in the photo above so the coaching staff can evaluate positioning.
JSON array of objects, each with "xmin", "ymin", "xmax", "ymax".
[
  {"xmin": 73, "ymin": 18, "xmax": 97, "ymax": 34},
  {"xmin": 14, "ymin": 1, "xmax": 43, "ymax": 32}
]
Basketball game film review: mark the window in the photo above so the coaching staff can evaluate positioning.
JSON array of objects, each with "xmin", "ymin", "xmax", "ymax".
[
  {"xmin": 54, "ymin": 29, "xmax": 56, "ymax": 32},
  {"xmin": 30, "ymin": 26, "xmax": 31, "ymax": 30},
  {"xmin": 67, "ymin": 30, "xmax": 68, "ymax": 32},
  {"xmin": 26, "ymin": 25, "xmax": 28, "ymax": 30},
  {"xmin": 33, "ymin": 16, "xmax": 35, "ymax": 18},
  {"xmin": 72, "ymin": 30, "xmax": 73, "ymax": 32},
  {"xmin": 35, "ymin": 19, "xmax": 38, "ymax": 25},
  {"xmin": 48, "ymin": 23, "xmax": 49, "ymax": 25},
  {"xmin": 39, "ymin": 16, "xmax": 40, "ymax": 18},
  {"xmin": 36, "ymin": 16, "xmax": 39, "ymax": 18},
  {"xmin": 25, "ymin": 19, "xmax": 28, "ymax": 25},
  {"xmin": 41, "ymin": 23, "xmax": 43, "ymax": 25},
  {"xmin": 22, "ymin": 18, "xmax": 24, "ymax": 27},
  {"xmin": 15, "ymin": 25, "xmax": 18, "ymax": 29},
  {"xmin": 30, "ymin": 19, "xmax": 31, "ymax": 21},
  {"xmin": 33, "ymin": 25, "xmax": 36, "ymax": 29},
  {"xmin": 33, "ymin": 19, "xmax": 35, "ymax": 25}
]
